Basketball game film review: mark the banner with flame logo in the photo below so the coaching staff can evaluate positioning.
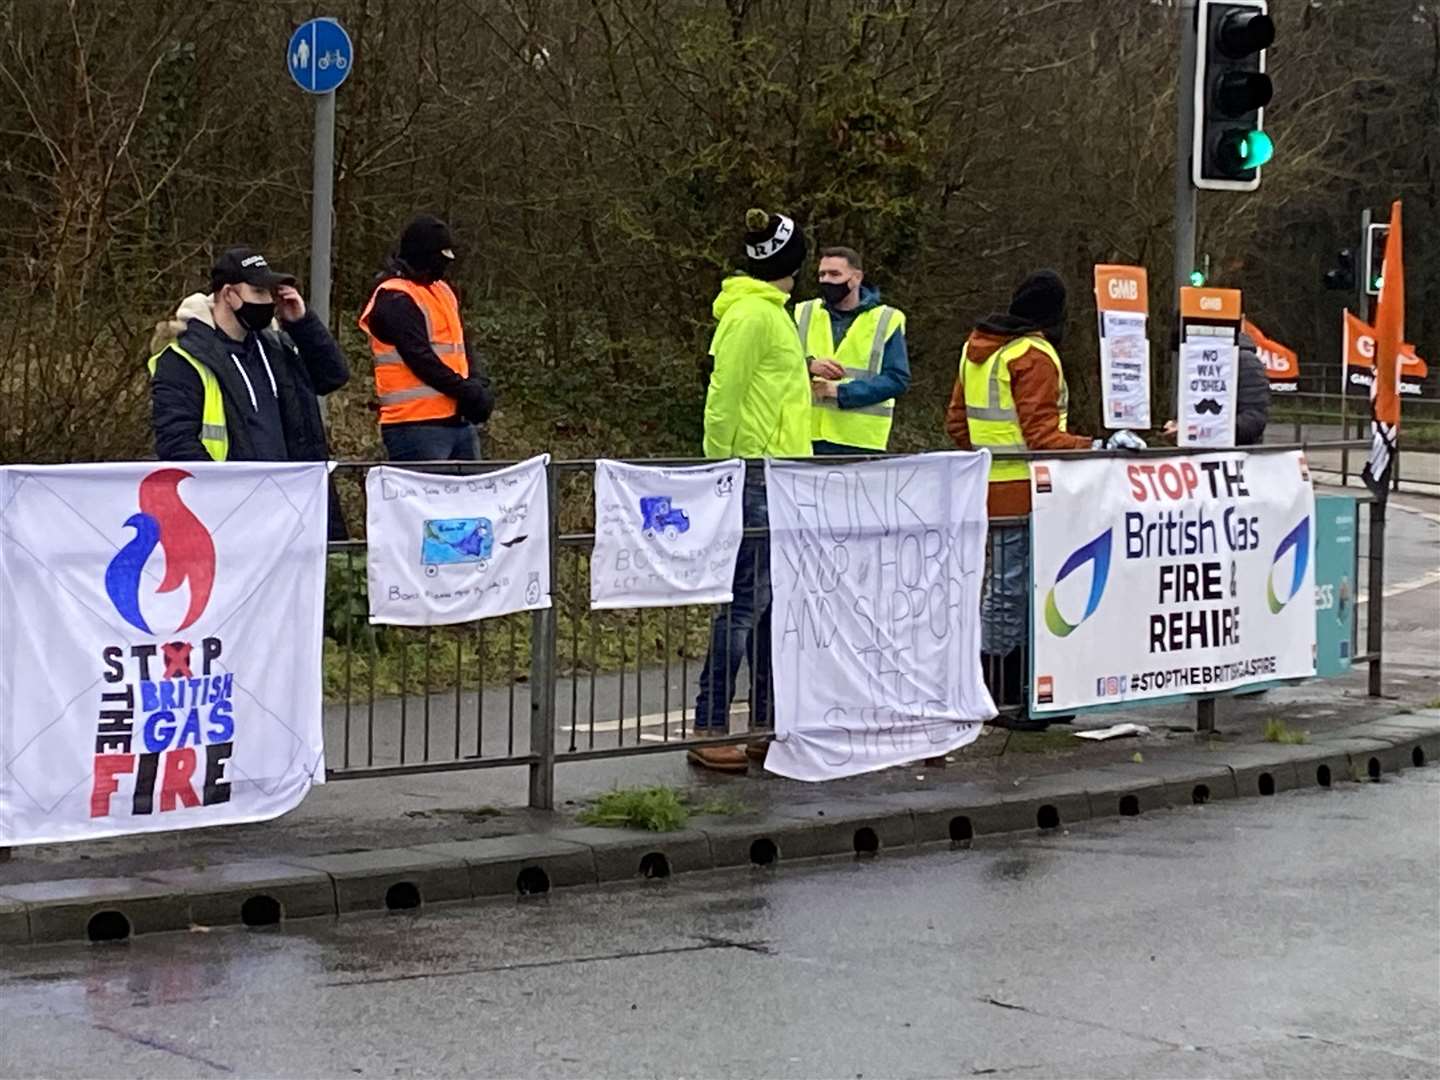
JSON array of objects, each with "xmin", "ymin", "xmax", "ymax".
[
  {"xmin": 0, "ymin": 462, "xmax": 329, "ymax": 846},
  {"xmin": 1030, "ymin": 451, "xmax": 1315, "ymax": 713}
]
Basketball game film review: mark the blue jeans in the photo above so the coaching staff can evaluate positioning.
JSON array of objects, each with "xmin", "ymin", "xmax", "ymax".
[
  {"xmin": 982, "ymin": 523, "xmax": 1029, "ymax": 656},
  {"xmin": 693, "ymin": 473, "xmax": 771, "ymax": 733},
  {"xmin": 382, "ymin": 422, "xmax": 479, "ymax": 462}
]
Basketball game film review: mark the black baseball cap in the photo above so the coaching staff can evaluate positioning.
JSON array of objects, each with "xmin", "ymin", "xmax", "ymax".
[{"xmin": 209, "ymin": 247, "xmax": 296, "ymax": 293}]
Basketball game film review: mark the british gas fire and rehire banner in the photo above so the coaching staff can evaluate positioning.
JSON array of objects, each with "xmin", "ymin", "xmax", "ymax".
[
  {"xmin": 0, "ymin": 463, "xmax": 329, "ymax": 846},
  {"xmin": 1030, "ymin": 452, "xmax": 1316, "ymax": 713}
]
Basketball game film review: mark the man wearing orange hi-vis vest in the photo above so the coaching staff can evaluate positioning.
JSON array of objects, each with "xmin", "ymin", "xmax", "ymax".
[{"xmin": 359, "ymin": 215, "xmax": 495, "ymax": 461}]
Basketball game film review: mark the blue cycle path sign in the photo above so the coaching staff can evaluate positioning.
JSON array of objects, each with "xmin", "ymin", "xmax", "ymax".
[{"xmin": 287, "ymin": 18, "xmax": 353, "ymax": 94}]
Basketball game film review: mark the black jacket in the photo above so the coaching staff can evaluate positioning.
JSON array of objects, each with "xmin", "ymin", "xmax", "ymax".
[
  {"xmin": 1236, "ymin": 331, "xmax": 1271, "ymax": 446},
  {"xmin": 366, "ymin": 260, "xmax": 495, "ymax": 426},
  {"xmin": 151, "ymin": 303, "xmax": 350, "ymax": 538},
  {"xmin": 152, "ymin": 309, "xmax": 347, "ymax": 462}
]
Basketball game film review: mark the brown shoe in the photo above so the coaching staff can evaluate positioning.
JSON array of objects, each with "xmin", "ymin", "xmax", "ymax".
[
  {"xmin": 745, "ymin": 738, "xmax": 772, "ymax": 763},
  {"xmin": 687, "ymin": 745, "xmax": 750, "ymax": 773}
]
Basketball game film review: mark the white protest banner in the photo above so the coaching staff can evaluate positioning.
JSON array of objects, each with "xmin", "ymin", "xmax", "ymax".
[
  {"xmin": 764, "ymin": 452, "xmax": 996, "ymax": 782},
  {"xmin": 366, "ymin": 456, "xmax": 551, "ymax": 626},
  {"xmin": 1030, "ymin": 451, "xmax": 1316, "ymax": 714},
  {"xmin": 1094, "ymin": 264, "xmax": 1152, "ymax": 430},
  {"xmin": 0, "ymin": 463, "xmax": 328, "ymax": 846},
  {"xmin": 591, "ymin": 459, "xmax": 745, "ymax": 610}
]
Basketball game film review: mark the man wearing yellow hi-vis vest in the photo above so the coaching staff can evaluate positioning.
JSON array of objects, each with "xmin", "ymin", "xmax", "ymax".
[
  {"xmin": 946, "ymin": 269, "xmax": 1143, "ymax": 727},
  {"xmin": 149, "ymin": 248, "xmax": 350, "ymax": 536},
  {"xmin": 799, "ymin": 247, "xmax": 910, "ymax": 454}
]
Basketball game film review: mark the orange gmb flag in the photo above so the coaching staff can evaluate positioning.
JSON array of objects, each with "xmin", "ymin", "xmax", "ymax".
[
  {"xmin": 1373, "ymin": 201, "xmax": 1404, "ymax": 428},
  {"xmin": 1242, "ymin": 317, "xmax": 1298, "ymax": 387},
  {"xmin": 1343, "ymin": 308, "xmax": 1428, "ymax": 380},
  {"xmin": 1363, "ymin": 200, "xmax": 1404, "ymax": 498}
]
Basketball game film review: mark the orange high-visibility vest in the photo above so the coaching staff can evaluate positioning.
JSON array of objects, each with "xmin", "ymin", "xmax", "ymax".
[{"xmin": 358, "ymin": 278, "xmax": 469, "ymax": 425}]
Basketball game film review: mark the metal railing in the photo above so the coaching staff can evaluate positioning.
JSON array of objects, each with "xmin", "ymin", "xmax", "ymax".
[{"xmin": 321, "ymin": 439, "xmax": 1386, "ymax": 809}]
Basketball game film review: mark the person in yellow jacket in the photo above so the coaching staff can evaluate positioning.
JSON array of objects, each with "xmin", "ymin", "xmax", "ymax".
[
  {"xmin": 798, "ymin": 246, "xmax": 910, "ymax": 454},
  {"xmin": 690, "ymin": 208, "xmax": 811, "ymax": 772}
]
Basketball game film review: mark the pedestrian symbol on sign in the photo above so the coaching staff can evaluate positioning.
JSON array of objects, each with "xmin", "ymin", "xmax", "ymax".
[{"xmin": 293, "ymin": 38, "xmax": 310, "ymax": 72}]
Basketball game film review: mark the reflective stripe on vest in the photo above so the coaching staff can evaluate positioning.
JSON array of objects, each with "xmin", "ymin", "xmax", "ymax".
[
  {"xmin": 148, "ymin": 345, "xmax": 230, "ymax": 462},
  {"xmin": 797, "ymin": 300, "xmax": 905, "ymax": 450},
  {"xmin": 962, "ymin": 335, "xmax": 1068, "ymax": 483},
  {"xmin": 358, "ymin": 278, "xmax": 469, "ymax": 424}
]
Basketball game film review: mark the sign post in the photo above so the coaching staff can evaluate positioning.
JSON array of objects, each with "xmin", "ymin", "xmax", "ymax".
[
  {"xmin": 287, "ymin": 18, "xmax": 354, "ymax": 330},
  {"xmin": 1177, "ymin": 286, "xmax": 1243, "ymax": 448},
  {"xmin": 1094, "ymin": 264, "xmax": 1152, "ymax": 430}
]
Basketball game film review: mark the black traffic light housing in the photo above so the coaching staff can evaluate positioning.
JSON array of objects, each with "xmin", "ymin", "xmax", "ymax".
[
  {"xmin": 1192, "ymin": 0, "xmax": 1275, "ymax": 192},
  {"xmin": 1364, "ymin": 222, "xmax": 1389, "ymax": 296},
  {"xmin": 1323, "ymin": 249, "xmax": 1355, "ymax": 291}
]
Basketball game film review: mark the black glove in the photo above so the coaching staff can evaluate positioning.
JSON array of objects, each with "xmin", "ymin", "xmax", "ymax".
[{"xmin": 457, "ymin": 377, "xmax": 494, "ymax": 424}]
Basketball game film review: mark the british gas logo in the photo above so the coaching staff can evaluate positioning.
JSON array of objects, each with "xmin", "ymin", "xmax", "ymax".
[
  {"xmin": 1043, "ymin": 529, "xmax": 1112, "ymax": 637},
  {"xmin": 104, "ymin": 469, "xmax": 216, "ymax": 635},
  {"xmin": 1266, "ymin": 516, "xmax": 1310, "ymax": 614}
]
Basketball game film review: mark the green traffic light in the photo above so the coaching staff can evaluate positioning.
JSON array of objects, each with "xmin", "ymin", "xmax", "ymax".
[
  {"xmin": 1372, "ymin": 275, "xmax": 1384, "ymax": 291},
  {"xmin": 1238, "ymin": 130, "xmax": 1274, "ymax": 169},
  {"xmin": 1189, "ymin": 270, "xmax": 1207, "ymax": 287}
]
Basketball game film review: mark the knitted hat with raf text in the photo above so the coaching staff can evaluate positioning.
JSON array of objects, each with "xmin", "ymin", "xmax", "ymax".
[{"xmin": 744, "ymin": 208, "xmax": 807, "ymax": 282}]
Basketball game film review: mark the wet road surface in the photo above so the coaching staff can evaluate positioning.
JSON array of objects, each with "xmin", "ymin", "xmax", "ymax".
[{"xmin": 2, "ymin": 771, "xmax": 1437, "ymax": 1078}]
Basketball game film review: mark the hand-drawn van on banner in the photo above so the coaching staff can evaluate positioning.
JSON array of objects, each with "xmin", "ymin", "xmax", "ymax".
[
  {"xmin": 638, "ymin": 496, "xmax": 690, "ymax": 541},
  {"xmin": 420, "ymin": 517, "xmax": 494, "ymax": 574}
]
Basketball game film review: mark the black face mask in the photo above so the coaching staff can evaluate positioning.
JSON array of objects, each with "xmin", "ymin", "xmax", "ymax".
[
  {"xmin": 409, "ymin": 253, "xmax": 452, "ymax": 283},
  {"xmin": 819, "ymin": 280, "xmax": 853, "ymax": 307},
  {"xmin": 234, "ymin": 299, "xmax": 275, "ymax": 333}
]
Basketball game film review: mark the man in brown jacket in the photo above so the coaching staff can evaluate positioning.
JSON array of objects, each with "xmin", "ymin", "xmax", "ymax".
[{"xmin": 945, "ymin": 270, "xmax": 1142, "ymax": 724}]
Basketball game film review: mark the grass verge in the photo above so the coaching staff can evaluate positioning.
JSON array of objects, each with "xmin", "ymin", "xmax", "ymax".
[{"xmin": 1263, "ymin": 717, "xmax": 1310, "ymax": 745}]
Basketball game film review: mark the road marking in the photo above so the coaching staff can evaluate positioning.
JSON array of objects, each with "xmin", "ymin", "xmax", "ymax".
[
  {"xmin": 1358, "ymin": 568, "xmax": 1440, "ymax": 604},
  {"xmin": 561, "ymin": 704, "xmax": 749, "ymax": 740}
]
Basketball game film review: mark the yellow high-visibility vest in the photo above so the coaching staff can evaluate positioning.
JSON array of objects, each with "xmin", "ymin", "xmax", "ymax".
[
  {"xmin": 148, "ymin": 345, "xmax": 230, "ymax": 461},
  {"xmin": 795, "ymin": 299, "xmax": 906, "ymax": 451},
  {"xmin": 962, "ymin": 335, "xmax": 1068, "ymax": 482}
]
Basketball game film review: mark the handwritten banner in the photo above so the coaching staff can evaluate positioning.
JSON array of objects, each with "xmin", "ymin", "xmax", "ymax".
[
  {"xmin": 366, "ymin": 456, "xmax": 551, "ymax": 626},
  {"xmin": 764, "ymin": 452, "xmax": 995, "ymax": 782},
  {"xmin": 591, "ymin": 459, "xmax": 744, "ymax": 610},
  {"xmin": 0, "ymin": 463, "xmax": 328, "ymax": 846}
]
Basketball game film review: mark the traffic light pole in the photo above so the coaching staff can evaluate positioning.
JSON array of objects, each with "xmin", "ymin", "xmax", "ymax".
[
  {"xmin": 1173, "ymin": 0, "xmax": 1200, "ymax": 313},
  {"xmin": 1340, "ymin": 208, "xmax": 1371, "ymax": 484}
]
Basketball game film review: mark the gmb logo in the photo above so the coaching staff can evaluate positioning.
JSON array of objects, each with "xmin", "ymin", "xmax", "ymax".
[
  {"xmin": 1266, "ymin": 516, "xmax": 1311, "ymax": 614},
  {"xmin": 1043, "ymin": 529, "xmax": 1112, "ymax": 638}
]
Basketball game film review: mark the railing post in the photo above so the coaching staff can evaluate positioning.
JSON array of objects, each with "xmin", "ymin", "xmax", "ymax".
[
  {"xmin": 1367, "ymin": 498, "xmax": 1386, "ymax": 697},
  {"xmin": 528, "ymin": 461, "xmax": 559, "ymax": 810},
  {"xmin": 1195, "ymin": 696, "xmax": 1216, "ymax": 735}
]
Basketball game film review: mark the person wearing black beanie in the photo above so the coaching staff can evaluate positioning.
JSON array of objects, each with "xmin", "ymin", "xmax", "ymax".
[
  {"xmin": 358, "ymin": 215, "xmax": 495, "ymax": 461},
  {"xmin": 689, "ymin": 208, "xmax": 813, "ymax": 773},
  {"xmin": 943, "ymin": 268, "xmax": 1143, "ymax": 730}
]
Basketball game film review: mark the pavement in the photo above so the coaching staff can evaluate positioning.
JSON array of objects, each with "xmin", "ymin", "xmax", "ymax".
[
  {"xmin": 1, "ymin": 769, "xmax": 1436, "ymax": 1078},
  {"xmin": 0, "ymin": 487, "xmax": 1435, "ymax": 947}
]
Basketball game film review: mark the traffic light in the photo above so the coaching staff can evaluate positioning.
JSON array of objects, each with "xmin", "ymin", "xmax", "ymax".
[
  {"xmin": 1323, "ymin": 248, "xmax": 1355, "ymax": 291},
  {"xmin": 1192, "ymin": 0, "xmax": 1275, "ymax": 192},
  {"xmin": 1364, "ymin": 222, "xmax": 1388, "ymax": 295}
]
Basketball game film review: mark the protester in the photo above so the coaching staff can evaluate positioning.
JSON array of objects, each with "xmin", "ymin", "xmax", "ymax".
[
  {"xmin": 797, "ymin": 247, "xmax": 910, "ymax": 454},
  {"xmin": 149, "ymin": 248, "xmax": 349, "ymax": 536},
  {"xmin": 358, "ymin": 215, "xmax": 495, "ymax": 461},
  {"xmin": 689, "ymin": 207, "xmax": 812, "ymax": 773},
  {"xmin": 945, "ymin": 269, "xmax": 1143, "ymax": 728}
]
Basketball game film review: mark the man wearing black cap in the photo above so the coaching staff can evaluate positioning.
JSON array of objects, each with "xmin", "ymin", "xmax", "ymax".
[
  {"xmin": 150, "ymin": 247, "xmax": 348, "ymax": 467},
  {"xmin": 359, "ymin": 215, "xmax": 494, "ymax": 461},
  {"xmin": 945, "ymin": 269, "xmax": 1142, "ymax": 727}
]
